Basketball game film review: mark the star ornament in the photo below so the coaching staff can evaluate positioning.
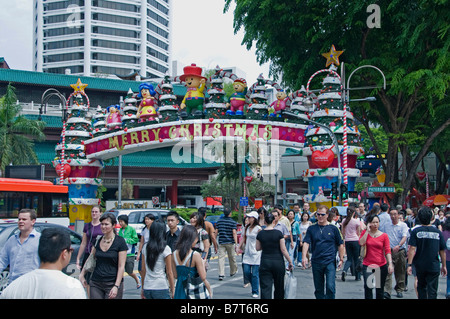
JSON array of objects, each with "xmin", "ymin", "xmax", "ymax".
[
  {"xmin": 70, "ymin": 78, "xmax": 88, "ymax": 93},
  {"xmin": 322, "ymin": 45, "xmax": 344, "ymax": 67}
]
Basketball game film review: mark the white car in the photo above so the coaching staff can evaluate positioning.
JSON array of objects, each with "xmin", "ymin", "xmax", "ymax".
[{"xmin": 107, "ymin": 209, "xmax": 188, "ymax": 236}]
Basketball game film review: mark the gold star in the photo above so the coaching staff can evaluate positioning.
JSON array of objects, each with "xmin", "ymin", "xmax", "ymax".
[
  {"xmin": 70, "ymin": 78, "xmax": 88, "ymax": 93},
  {"xmin": 322, "ymin": 45, "xmax": 344, "ymax": 67}
]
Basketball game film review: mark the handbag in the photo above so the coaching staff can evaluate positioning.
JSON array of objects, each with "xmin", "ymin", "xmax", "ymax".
[
  {"xmin": 184, "ymin": 252, "xmax": 211, "ymax": 299},
  {"xmin": 284, "ymin": 270, "xmax": 297, "ymax": 299},
  {"xmin": 84, "ymin": 237, "xmax": 101, "ymax": 273},
  {"xmin": 356, "ymin": 244, "xmax": 366, "ymax": 273}
]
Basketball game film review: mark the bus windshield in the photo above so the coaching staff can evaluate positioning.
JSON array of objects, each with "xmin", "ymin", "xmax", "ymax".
[{"xmin": 0, "ymin": 178, "xmax": 69, "ymax": 219}]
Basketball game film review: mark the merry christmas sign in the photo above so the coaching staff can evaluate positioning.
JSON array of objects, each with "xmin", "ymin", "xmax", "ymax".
[{"xmin": 84, "ymin": 119, "xmax": 306, "ymax": 160}]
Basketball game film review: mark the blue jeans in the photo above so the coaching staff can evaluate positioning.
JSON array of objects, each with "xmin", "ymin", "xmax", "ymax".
[
  {"xmin": 311, "ymin": 261, "xmax": 336, "ymax": 299},
  {"xmin": 243, "ymin": 263, "xmax": 260, "ymax": 295},
  {"xmin": 285, "ymin": 235, "xmax": 297, "ymax": 269},
  {"xmin": 447, "ymin": 261, "xmax": 450, "ymax": 298},
  {"xmin": 143, "ymin": 289, "xmax": 171, "ymax": 299}
]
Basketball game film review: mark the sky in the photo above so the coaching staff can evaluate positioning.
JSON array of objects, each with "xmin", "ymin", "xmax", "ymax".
[{"xmin": 0, "ymin": 0, "xmax": 270, "ymax": 84}]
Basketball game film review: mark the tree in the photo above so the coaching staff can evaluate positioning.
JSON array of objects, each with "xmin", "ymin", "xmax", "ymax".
[
  {"xmin": 0, "ymin": 83, "xmax": 46, "ymax": 175},
  {"xmin": 225, "ymin": 0, "xmax": 450, "ymax": 205}
]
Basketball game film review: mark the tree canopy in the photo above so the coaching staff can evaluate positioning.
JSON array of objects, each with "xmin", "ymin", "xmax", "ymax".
[
  {"xmin": 0, "ymin": 83, "xmax": 46, "ymax": 175},
  {"xmin": 225, "ymin": 0, "xmax": 450, "ymax": 204}
]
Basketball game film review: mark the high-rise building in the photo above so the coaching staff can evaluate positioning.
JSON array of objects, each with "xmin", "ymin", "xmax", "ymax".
[{"xmin": 33, "ymin": 0, "xmax": 171, "ymax": 79}]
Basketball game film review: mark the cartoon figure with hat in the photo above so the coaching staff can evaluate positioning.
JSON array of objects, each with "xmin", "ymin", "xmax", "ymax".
[
  {"xmin": 226, "ymin": 78, "xmax": 247, "ymax": 116},
  {"xmin": 179, "ymin": 63, "xmax": 207, "ymax": 118},
  {"xmin": 137, "ymin": 82, "xmax": 157, "ymax": 123},
  {"xmin": 269, "ymin": 89, "xmax": 288, "ymax": 117}
]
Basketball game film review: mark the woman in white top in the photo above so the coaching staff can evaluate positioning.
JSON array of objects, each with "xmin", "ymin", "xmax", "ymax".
[
  {"xmin": 298, "ymin": 212, "xmax": 312, "ymax": 267},
  {"xmin": 239, "ymin": 211, "xmax": 262, "ymax": 298},
  {"xmin": 141, "ymin": 221, "xmax": 175, "ymax": 299},
  {"xmin": 341, "ymin": 207, "xmax": 362, "ymax": 281}
]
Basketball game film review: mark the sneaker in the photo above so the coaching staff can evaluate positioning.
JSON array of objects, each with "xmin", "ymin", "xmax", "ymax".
[
  {"xmin": 230, "ymin": 270, "xmax": 238, "ymax": 277},
  {"xmin": 252, "ymin": 294, "xmax": 259, "ymax": 298},
  {"xmin": 297, "ymin": 262, "xmax": 302, "ymax": 267},
  {"xmin": 136, "ymin": 274, "xmax": 142, "ymax": 289},
  {"xmin": 219, "ymin": 276, "xmax": 224, "ymax": 281}
]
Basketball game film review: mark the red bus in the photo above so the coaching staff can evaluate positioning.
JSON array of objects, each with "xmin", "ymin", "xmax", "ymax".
[{"xmin": 0, "ymin": 178, "xmax": 69, "ymax": 226}]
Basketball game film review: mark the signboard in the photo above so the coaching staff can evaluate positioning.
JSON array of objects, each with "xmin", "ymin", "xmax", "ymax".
[
  {"xmin": 84, "ymin": 119, "xmax": 306, "ymax": 160},
  {"xmin": 240, "ymin": 196, "xmax": 249, "ymax": 207},
  {"xmin": 152, "ymin": 196, "xmax": 160, "ymax": 205},
  {"xmin": 254, "ymin": 198, "xmax": 263, "ymax": 209},
  {"xmin": 368, "ymin": 187, "xmax": 395, "ymax": 193},
  {"xmin": 206, "ymin": 196, "xmax": 222, "ymax": 206}
]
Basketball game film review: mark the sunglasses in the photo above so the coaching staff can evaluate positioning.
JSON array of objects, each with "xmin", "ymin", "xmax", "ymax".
[{"xmin": 316, "ymin": 213, "xmax": 327, "ymax": 217}]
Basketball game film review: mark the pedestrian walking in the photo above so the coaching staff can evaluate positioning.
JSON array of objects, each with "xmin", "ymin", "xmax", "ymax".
[
  {"xmin": 75, "ymin": 205, "xmax": 102, "ymax": 297},
  {"xmin": 287, "ymin": 210, "xmax": 300, "ymax": 269},
  {"xmin": 377, "ymin": 203, "xmax": 391, "ymax": 233},
  {"xmin": 0, "ymin": 227, "xmax": 86, "ymax": 299},
  {"xmin": 240, "ymin": 211, "xmax": 262, "ymax": 298},
  {"xmin": 190, "ymin": 211, "xmax": 210, "ymax": 267},
  {"xmin": 76, "ymin": 205, "xmax": 102, "ymax": 272},
  {"xmin": 442, "ymin": 218, "xmax": 450, "ymax": 299},
  {"xmin": 302, "ymin": 205, "xmax": 344, "ymax": 299},
  {"xmin": 172, "ymin": 225, "xmax": 212, "ymax": 299},
  {"xmin": 298, "ymin": 212, "xmax": 312, "ymax": 267},
  {"xmin": 137, "ymin": 213, "xmax": 156, "ymax": 278},
  {"xmin": 141, "ymin": 221, "xmax": 175, "ymax": 299},
  {"xmin": 79, "ymin": 213, "xmax": 127, "ymax": 299},
  {"xmin": 198, "ymin": 207, "xmax": 219, "ymax": 257},
  {"xmin": 359, "ymin": 214, "xmax": 394, "ymax": 299},
  {"xmin": 256, "ymin": 213, "xmax": 293, "ymax": 299},
  {"xmin": 384, "ymin": 209, "xmax": 408, "ymax": 298},
  {"xmin": 407, "ymin": 206, "xmax": 447, "ymax": 299},
  {"xmin": 166, "ymin": 211, "xmax": 181, "ymax": 252},
  {"xmin": 258, "ymin": 207, "xmax": 269, "ymax": 229},
  {"xmin": 118, "ymin": 214, "xmax": 141, "ymax": 289},
  {"xmin": 341, "ymin": 207, "xmax": 362, "ymax": 281},
  {"xmin": 0, "ymin": 209, "xmax": 41, "ymax": 284},
  {"xmin": 215, "ymin": 207, "xmax": 238, "ymax": 280}
]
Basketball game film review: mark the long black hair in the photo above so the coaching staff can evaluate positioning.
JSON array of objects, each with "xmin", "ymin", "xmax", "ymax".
[
  {"xmin": 146, "ymin": 221, "xmax": 166, "ymax": 271},
  {"xmin": 175, "ymin": 225, "xmax": 198, "ymax": 262}
]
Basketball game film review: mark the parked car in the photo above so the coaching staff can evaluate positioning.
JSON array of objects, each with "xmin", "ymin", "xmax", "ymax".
[
  {"xmin": 205, "ymin": 215, "xmax": 222, "ymax": 228},
  {"xmin": 0, "ymin": 223, "xmax": 82, "ymax": 294},
  {"xmin": 106, "ymin": 209, "xmax": 188, "ymax": 236}
]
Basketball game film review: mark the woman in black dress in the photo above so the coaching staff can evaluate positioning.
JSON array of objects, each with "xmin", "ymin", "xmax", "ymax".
[{"xmin": 256, "ymin": 213, "xmax": 293, "ymax": 299}]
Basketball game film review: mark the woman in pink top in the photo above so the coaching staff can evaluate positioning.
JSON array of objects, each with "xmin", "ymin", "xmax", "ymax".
[
  {"xmin": 341, "ymin": 207, "xmax": 362, "ymax": 281},
  {"xmin": 359, "ymin": 214, "xmax": 394, "ymax": 299}
]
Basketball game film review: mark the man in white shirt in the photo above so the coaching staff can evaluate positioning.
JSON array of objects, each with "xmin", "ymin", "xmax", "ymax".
[
  {"xmin": 1, "ymin": 227, "xmax": 86, "ymax": 299},
  {"xmin": 384, "ymin": 209, "xmax": 408, "ymax": 298}
]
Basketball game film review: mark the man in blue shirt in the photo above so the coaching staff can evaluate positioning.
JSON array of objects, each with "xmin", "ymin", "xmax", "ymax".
[
  {"xmin": 0, "ymin": 209, "xmax": 41, "ymax": 284},
  {"xmin": 378, "ymin": 203, "xmax": 391, "ymax": 232},
  {"xmin": 302, "ymin": 205, "xmax": 344, "ymax": 299},
  {"xmin": 215, "ymin": 207, "xmax": 238, "ymax": 280}
]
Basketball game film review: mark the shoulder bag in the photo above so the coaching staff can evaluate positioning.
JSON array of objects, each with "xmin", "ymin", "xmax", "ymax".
[
  {"xmin": 183, "ymin": 251, "xmax": 211, "ymax": 299},
  {"xmin": 84, "ymin": 236, "xmax": 101, "ymax": 273}
]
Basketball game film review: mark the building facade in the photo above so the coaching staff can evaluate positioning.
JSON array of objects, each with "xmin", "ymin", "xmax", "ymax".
[{"xmin": 33, "ymin": 0, "xmax": 171, "ymax": 79}]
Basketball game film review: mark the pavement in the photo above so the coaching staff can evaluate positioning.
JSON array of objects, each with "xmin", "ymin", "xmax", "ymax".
[{"xmin": 121, "ymin": 253, "xmax": 448, "ymax": 300}]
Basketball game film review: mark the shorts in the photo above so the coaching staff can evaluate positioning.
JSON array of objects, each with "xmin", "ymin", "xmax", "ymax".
[{"xmin": 125, "ymin": 255, "xmax": 136, "ymax": 275}]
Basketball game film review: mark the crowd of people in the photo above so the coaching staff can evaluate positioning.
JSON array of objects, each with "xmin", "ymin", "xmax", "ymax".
[{"xmin": 0, "ymin": 202, "xmax": 448, "ymax": 300}]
